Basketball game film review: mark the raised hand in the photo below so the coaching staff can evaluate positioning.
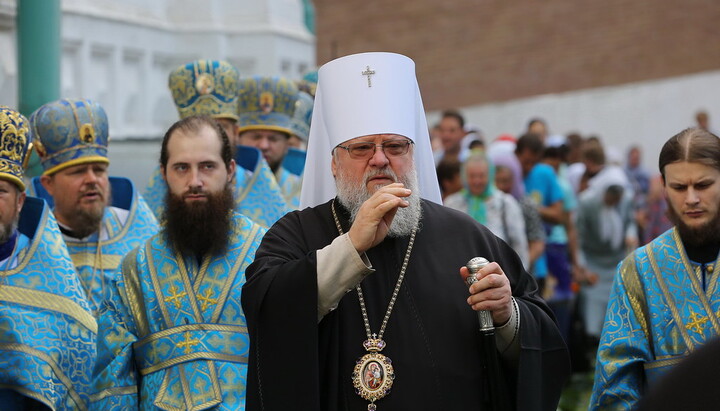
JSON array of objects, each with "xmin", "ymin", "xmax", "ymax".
[{"xmin": 347, "ymin": 183, "xmax": 411, "ymax": 253}]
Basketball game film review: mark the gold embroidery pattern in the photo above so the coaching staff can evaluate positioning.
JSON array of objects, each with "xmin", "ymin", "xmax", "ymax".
[
  {"xmin": 686, "ymin": 309, "xmax": 709, "ymax": 334},
  {"xmin": 197, "ymin": 289, "xmax": 217, "ymax": 311},
  {"xmin": 648, "ymin": 245, "xmax": 696, "ymax": 351},
  {"xmin": 176, "ymin": 331, "xmax": 201, "ymax": 354},
  {"xmin": 0, "ymin": 286, "xmax": 97, "ymax": 333},
  {"xmin": 0, "ymin": 342, "xmax": 87, "ymax": 411},
  {"xmin": 164, "ymin": 284, "xmax": 187, "ymax": 310}
]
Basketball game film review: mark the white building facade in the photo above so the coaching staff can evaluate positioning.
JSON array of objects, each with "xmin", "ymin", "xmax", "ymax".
[
  {"xmin": 0, "ymin": 0, "xmax": 314, "ymax": 186},
  {"xmin": 0, "ymin": 0, "xmax": 315, "ymax": 139}
]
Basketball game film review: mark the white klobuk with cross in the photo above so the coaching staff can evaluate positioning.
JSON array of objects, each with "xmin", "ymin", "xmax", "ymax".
[{"xmin": 300, "ymin": 52, "xmax": 442, "ymax": 209}]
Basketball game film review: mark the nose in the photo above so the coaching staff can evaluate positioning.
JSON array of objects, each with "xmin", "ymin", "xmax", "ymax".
[
  {"xmin": 84, "ymin": 168, "xmax": 100, "ymax": 184},
  {"xmin": 257, "ymin": 136, "xmax": 270, "ymax": 151},
  {"xmin": 686, "ymin": 188, "xmax": 700, "ymax": 206},
  {"xmin": 368, "ymin": 145, "xmax": 390, "ymax": 168},
  {"xmin": 188, "ymin": 167, "xmax": 203, "ymax": 189}
]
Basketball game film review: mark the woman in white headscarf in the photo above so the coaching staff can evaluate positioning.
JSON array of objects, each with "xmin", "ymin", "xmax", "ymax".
[
  {"xmin": 445, "ymin": 151, "xmax": 529, "ymax": 268},
  {"xmin": 575, "ymin": 175, "xmax": 638, "ymax": 339}
]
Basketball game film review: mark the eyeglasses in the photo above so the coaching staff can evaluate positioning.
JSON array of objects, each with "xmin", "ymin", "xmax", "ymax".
[{"xmin": 334, "ymin": 139, "xmax": 414, "ymax": 160}]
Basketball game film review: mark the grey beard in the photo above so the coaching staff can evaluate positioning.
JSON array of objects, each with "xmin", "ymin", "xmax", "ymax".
[{"xmin": 336, "ymin": 166, "xmax": 422, "ymax": 238}]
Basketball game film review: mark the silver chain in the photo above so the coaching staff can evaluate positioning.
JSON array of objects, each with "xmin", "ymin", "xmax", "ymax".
[{"xmin": 331, "ymin": 200, "xmax": 417, "ymax": 341}]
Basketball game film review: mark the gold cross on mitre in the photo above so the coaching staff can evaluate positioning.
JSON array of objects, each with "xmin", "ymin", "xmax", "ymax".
[
  {"xmin": 686, "ymin": 309, "xmax": 709, "ymax": 334},
  {"xmin": 197, "ymin": 288, "xmax": 218, "ymax": 311},
  {"xmin": 176, "ymin": 331, "xmax": 201, "ymax": 354},
  {"xmin": 362, "ymin": 66, "xmax": 376, "ymax": 87},
  {"xmin": 164, "ymin": 284, "xmax": 187, "ymax": 309}
]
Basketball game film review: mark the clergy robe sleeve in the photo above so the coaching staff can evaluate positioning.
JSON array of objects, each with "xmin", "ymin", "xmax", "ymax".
[
  {"xmin": 90, "ymin": 251, "xmax": 142, "ymax": 410},
  {"xmin": 316, "ymin": 233, "xmax": 374, "ymax": 319},
  {"xmin": 242, "ymin": 210, "xmax": 326, "ymax": 410},
  {"xmin": 589, "ymin": 254, "xmax": 650, "ymax": 410}
]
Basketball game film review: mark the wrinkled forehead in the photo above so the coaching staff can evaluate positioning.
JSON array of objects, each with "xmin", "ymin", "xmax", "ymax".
[{"xmin": 339, "ymin": 133, "xmax": 412, "ymax": 145}]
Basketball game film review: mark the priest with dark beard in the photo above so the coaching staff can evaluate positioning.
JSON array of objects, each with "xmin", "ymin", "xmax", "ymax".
[
  {"xmin": 242, "ymin": 52, "xmax": 569, "ymax": 411},
  {"xmin": 590, "ymin": 127, "xmax": 720, "ymax": 410},
  {"xmin": 91, "ymin": 116, "xmax": 266, "ymax": 410}
]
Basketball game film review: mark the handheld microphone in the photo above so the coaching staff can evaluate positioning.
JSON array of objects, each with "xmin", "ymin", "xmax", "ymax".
[
  {"xmin": 466, "ymin": 256, "xmax": 510, "ymax": 411},
  {"xmin": 466, "ymin": 256, "xmax": 494, "ymax": 332}
]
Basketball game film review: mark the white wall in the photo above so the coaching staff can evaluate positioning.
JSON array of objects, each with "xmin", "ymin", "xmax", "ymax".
[
  {"xmin": 0, "ymin": 0, "xmax": 316, "ymax": 140},
  {"xmin": 427, "ymin": 69, "xmax": 720, "ymax": 173}
]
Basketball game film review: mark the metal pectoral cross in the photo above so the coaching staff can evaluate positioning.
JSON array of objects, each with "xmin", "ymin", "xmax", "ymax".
[{"xmin": 362, "ymin": 66, "xmax": 376, "ymax": 87}]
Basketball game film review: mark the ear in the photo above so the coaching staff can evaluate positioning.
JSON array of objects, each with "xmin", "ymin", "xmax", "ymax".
[
  {"xmin": 39, "ymin": 175, "xmax": 54, "ymax": 196},
  {"xmin": 227, "ymin": 159, "xmax": 236, "ymax": 183},
  {"xmin": 160, "ymin": 165, "xmax": 167, "ymax": 183},
  {"xmin": 16, "ymin": 191, "xmax": 26, "ymax": 214},
  {"xmin": 331, "ymin": 154, "xmax": 338, "ymax": 178}
]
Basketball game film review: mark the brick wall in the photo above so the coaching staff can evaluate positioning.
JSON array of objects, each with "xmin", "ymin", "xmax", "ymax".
[{"xmin": 315, "ymin": 0, "xmax": 720, "ymax": 111}]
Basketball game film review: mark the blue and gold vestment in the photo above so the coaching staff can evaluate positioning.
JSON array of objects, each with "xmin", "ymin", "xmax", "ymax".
[
  {"xmin": 91, "ymin": 212, "xmax": 265, "ymax": 410},
  {"xmin": 144, "ymin": 145, "xmax": 291, "ymax": 228},
  {"xmin": 274, "ymin": 166, "xmax": 302, "ymax": 210},
  {"xmin": 28, "ymin": 176, "xmax": 160, "ymax": 314},
  {"xmin": 0, "ymin": 197, "xmax": 97, "ymax": 410},
  {"xmin": 591, "ymin": 227, "xmax": 720, "ymax": 409}
]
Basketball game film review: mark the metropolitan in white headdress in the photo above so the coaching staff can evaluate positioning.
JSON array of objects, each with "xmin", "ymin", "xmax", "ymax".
[{"xmin": 300, "ymin": 52, "xmax": 441, "ymax": 208}]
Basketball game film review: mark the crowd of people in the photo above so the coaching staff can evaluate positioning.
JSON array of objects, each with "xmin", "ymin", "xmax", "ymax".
[
  {"xmin": 0, "ymin": 50, "xmax": 718, "ymax": 411},
  {"xmin": 434, "ymin": 108, "xmax": 720, "ymax": 409}
]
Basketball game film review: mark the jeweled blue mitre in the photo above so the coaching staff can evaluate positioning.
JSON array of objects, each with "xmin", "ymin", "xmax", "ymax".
[
  {"xmin": 0, "ymin": 106, "xmax": 31, "ymax": 190},
  {"xmin": 169, "ymin": 60, "xmax": 240, "ymax": 120},
  {"xmin": 237, "ymin": 76, "xmax": 300, "ymax": 135},
  {"xmin": 289, "ymin": 91, "xmax": 314, "ymax": 142},
  {"xmin": 30, "ymin": 98, "xmax": 109, "ymax": 176}
]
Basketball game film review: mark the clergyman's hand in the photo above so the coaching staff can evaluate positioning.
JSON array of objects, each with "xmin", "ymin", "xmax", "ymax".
[
  {"xmin": 460, "ymin": 262, "xmax": 513, "ymax": 326},
  {"xmin": 347, "ymin": 183, "xmax": 411, "ymax": 253}
]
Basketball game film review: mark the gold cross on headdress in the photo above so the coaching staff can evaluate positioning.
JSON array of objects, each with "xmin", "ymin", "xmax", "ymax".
[
  {"xmin": 176, "ymin": 331, "xmax": 201, "ymax": 354},
  {"xmin": 362, "ymin": 66, "xmax": 376, "ymax": 87},
  {"xmin": 164, "ymin": 284, "xmax": 187, "ymax": 309}
]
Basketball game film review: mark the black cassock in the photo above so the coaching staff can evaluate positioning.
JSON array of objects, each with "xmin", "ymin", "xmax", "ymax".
[{"xmin": 242, "ymin": 199, "xmax": 570, "ymax": 411}]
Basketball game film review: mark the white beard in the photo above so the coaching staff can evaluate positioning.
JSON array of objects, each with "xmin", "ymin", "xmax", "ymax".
[{"xmin": 335, "ymin": 165, "xmax": 422, "ymax": 237}]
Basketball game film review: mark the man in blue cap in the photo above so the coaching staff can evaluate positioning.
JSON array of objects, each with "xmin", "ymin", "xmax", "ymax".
[
  {"xmin": 92, "ymin": 115, "xmax": 265, "ymax": 410},
  {"xmin": 145, "ymin": 60, "xmax": 291, "ymax": 227},
  {"xmin": 0, "ymin": 106, "xmax": 96, "ymax": 410},
  {"xmin": 237, "ymin": 75, "xmax": 305, "ymax": 209},
  {"xmin": 30, "ymin": 98, "xmax": 159, "ymax": 315}
]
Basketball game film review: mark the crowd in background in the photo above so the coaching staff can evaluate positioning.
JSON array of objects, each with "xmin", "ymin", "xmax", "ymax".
[{"xmin": 432, "ymin": 110, "xmax": 713, "ymax": 367}]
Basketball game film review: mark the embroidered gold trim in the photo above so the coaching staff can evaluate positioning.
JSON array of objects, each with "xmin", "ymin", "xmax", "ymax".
[
  {"xmin": 176, "ymin": 251, "xmax": 205, "ymax": 321},
  {"xmin": 133, "ymin": 324, "xmax": 249, "ymax": 349},
  {"xmin": 671, "ymin": 229, "xmax": 720, "ymax": 335},
  {"xmin": 212, "ymin": 223, "xmax": 262, "ymax": 322},
  {"xmin": 648, "ymin": 244, "xmax": 695, "ymax": 350},
  {"xmin": 120, "ymin": 247, "xmax": 150, "ymax": 337},
  {"xmin": 620, "ymin": 256, "xmax": 652, "ymax": 350},
  {"xmin": 0, "ymin": 286, "xmax": 97, "ymax": 333},
  {"xmin": 0, "ymin": 342, "xmax": 87, "ymax": 411},
  {"xmin": 139, "ymin": 352, "xmax": 249, "ymax": 376},
  {"xmin": 89, "ymin": 385, "xmax": 138, "ymax": 402},
  {"xmin": 69, "ymin": 253, "xmax": 122, "ymax": 270},
  {"xmin": 643, "ymin": 355, "xmax": 686, "ymax": 370},
  {"xmin": 147, "ymin": 241, "xmax": 174, "ymax": 329},
  {"xmin": 42, "ymin": 155, "xmax": 109, "ymax": 176}
]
